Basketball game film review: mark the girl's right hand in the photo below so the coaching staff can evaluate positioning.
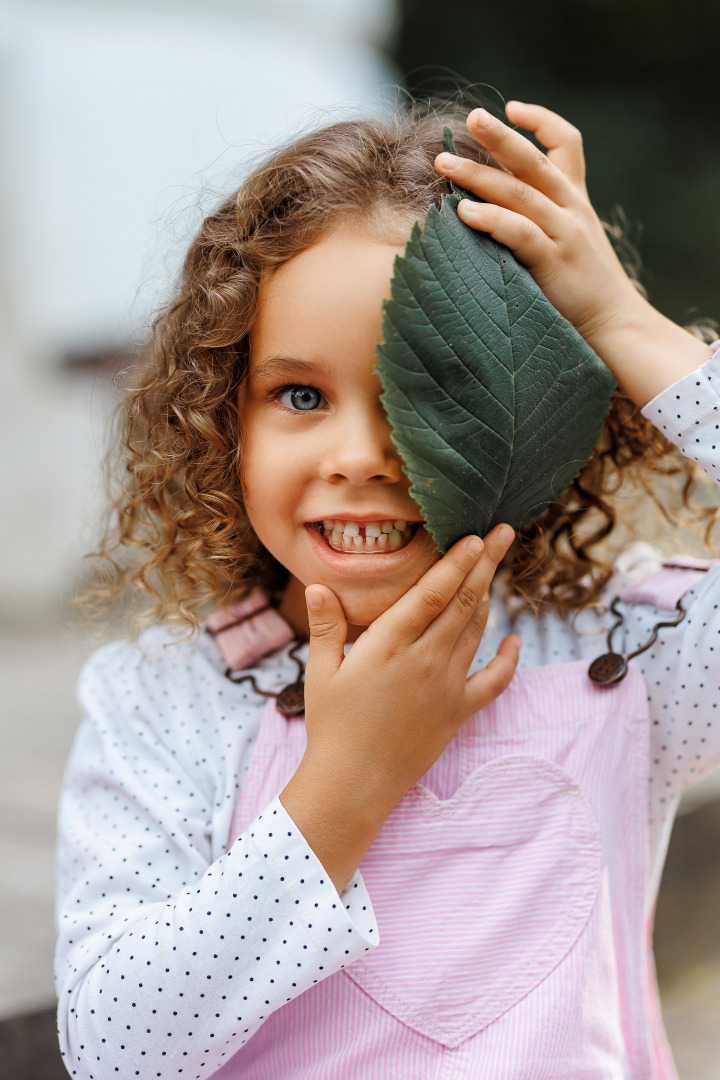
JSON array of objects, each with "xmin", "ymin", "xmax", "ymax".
[
  {"xmin": 434, "ymin": 105, "xmax": 712, "ymax": 407},
  {"xmin": 300, "ymin": 524, "xmax": 520, "ymax": 811}
]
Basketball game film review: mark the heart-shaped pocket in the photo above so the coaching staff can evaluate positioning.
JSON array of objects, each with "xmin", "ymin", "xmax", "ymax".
[{"xmin": 345, "ymin": 755, "xmax": 600, "ymax": 1048}]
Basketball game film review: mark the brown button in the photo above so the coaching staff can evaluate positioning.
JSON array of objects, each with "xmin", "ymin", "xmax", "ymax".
[
  {"xmin": 276, "ymin": 682, "xmax": 305, "ymax": 717},
  {"xmin": 588, "ymin": 652, "xmax": 628, "ymax": 686}
]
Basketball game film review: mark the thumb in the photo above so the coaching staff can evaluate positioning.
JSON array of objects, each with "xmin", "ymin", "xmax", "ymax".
[
  {"xmin": 464, "ymin": 634, "xmax": 521, "ymax": 715},
  {"xmin": 304, "ymin": 584, "xmax": 347, "ymax": 679}
]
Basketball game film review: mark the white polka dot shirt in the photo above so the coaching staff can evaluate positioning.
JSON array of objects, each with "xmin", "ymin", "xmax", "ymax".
[{"xmin": 55, "ymin": 347, "xmax": 720, "ymax": 1079}]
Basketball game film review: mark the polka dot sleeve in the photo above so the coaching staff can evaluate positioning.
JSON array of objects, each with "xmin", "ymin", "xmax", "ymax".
[
  {"xmin": 620, "ymin": 566, "xmax": 720, "ymax": 806},
  {"xmin": 641, "ymin": 341, "xmax": 720, "ymax": 481},
  {"xmin": 636, "ymin": 342, "xmax": 720, "ymax": 875},
  {"xmin": 55, "ymin": 643, "xmax": 377, "ymax": 1079}
]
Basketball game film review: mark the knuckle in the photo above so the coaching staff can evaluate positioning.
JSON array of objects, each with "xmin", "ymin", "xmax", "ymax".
[
  {"xmin": 419, "ymin": 586, "xmax": 447, "ymax": 617},
  {"xmin": 485, "ymin": 533, "xmax": 508, "ymax": 566},
  {"xmin": 560, "ymin": 218, "xmax": 586, "ymax": 253},
  {"xmin": 511, "ymin": 177, "xmax": 533, "ymax": 205},
  {"xmin": 310, "ymin": 620, "xmax": 337, "ymax": 640},
  {"xmin": 468, "ymin": 594, "xmax": 490, "ymax": 626},
  {"xmin": 567, "ymin": 124, "xmax": 583, "ymax": 146},
  {"xmin": 455, "ymin": 583, "xmax": 480, "ymax": 613},
  {"xmin": 485, "ymin": 664, "xmax": 513, "ymax": 699},
  {"xmin": 566, "ymin": 212, "xmax": 584, "ymax": 235},
  {"xmin": 418, "ymin": 651, "xmax": 436, "ymax": 683},
  {"xmin": 519, "ymin": 217, "xmax": 538, "ymax": 245},
  {"xmin": 382, "ymin": 641, "xmax": 402, "ymax": 664},
  {"xmin": 533, "ymin": 147, "xmax": 551, "ymax": 173}
]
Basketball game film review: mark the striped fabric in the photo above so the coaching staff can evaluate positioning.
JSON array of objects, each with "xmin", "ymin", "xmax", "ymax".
[
  {"xmin": 620, "ymin": 558, "xmax": 715, "ymax": 611},
  {"xmin": 216, "ymin": 569, "xmax": 708, "ymax": 1079}
]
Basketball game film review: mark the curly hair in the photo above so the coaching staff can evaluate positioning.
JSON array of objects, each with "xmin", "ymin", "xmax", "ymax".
[{"xmin": 76, "ymin": 96, "xmax": 719, "ymax": 635}]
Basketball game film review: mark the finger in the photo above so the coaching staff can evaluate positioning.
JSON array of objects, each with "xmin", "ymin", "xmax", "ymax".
[
  {"xmin": 466, "ymin": 107, "xmax": 575, "ymax": 206},
  {"xmin": 378, "ymin": 534, "xmax": 486, "ymax": 644},
  {"xmin": 449, "ymin": 564, "xmax": 493, "ymax": 673},
  {"xmin": 505, "ymin": 101, "xmax": 586, "ymax": 188},
  {"xmin": 463, "ymin": 634, "xmax": 521, "ymax": 716},
  {"xmin": 420, "ymin": 524, "xmax": 515, "ymax": 648},
  {"xmin": 447, "ymin": 524, "xmax": 518, "ymax": 672},
  {"xmin": 304, "ymin": 585, "xmax": 347, "ymax": 682},
  {"xmin": 456, "ymin": 199, "xmax": 555, "ymax": 270},
  {"xmin": 435, "ymin": 154, "xmax": 562, "ymax": 238}
]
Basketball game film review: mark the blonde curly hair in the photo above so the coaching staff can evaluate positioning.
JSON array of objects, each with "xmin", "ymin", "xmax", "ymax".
[{"xmin": 76, "ymin": 96, "xmax": 719, "ymax": 635}]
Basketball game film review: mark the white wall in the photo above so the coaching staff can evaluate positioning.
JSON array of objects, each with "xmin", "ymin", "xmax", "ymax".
[{"xmin": 0, "ymin": 0, "xmax": 398, "ymax": 615}]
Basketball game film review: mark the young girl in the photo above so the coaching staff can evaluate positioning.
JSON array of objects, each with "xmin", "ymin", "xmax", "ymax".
[{"xmin": 56, "ymin": 98, "xmax": 720, "ymax": 1079}]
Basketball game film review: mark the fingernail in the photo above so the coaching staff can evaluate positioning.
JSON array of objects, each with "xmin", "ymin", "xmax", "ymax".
[
  {"xmin": 470, "ymin": 108, "xmax": 491, "ymax": 128},
  {"xmin": 499, "ymin": 525, "xmax": 515, "ymax": 545},
  {"xmin": 468, "ymin": 537, "xmax": 484, "ymax": 556},
  {"xmin": 437, "ymin": 152, "xmax": 458, "ymax": 172},
  {"xmin": 306, "ymin": 589, "xmax": 324, "ymax": 610}
]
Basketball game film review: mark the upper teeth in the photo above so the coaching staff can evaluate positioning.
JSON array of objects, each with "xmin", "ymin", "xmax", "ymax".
[{"xmin": 322, "ymin": 519, "xmax": 408, "ymax": 535}]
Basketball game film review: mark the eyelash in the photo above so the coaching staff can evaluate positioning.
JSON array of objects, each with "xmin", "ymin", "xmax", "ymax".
[{"xmin": 268, "ymin": 383, "xmax": 327, "ymax": 412}]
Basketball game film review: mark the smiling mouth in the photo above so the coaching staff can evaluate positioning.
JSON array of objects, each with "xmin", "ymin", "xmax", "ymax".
[{"xmin": 312, "ymin": 518, "xmax": 419, "ymax": 554}]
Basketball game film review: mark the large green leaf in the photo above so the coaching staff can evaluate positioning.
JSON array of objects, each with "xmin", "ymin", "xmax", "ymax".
[{"xmin": 375, "ymin": 130, "xmax": 617, "ymax": 553}]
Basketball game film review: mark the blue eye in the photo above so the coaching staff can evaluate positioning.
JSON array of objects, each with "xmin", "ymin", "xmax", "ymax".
[{"xmin": 278, "ymin": 385, "xmax": 325, "ymax": 411}]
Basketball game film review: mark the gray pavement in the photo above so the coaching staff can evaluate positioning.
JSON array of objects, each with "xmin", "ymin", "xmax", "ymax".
[{"xmin": 1, "ymin": 624, "xmax": 719, "ymax": 1077}]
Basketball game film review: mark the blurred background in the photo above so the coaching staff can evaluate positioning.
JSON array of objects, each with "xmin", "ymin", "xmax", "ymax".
[{"xmin": 0, "ymin": 0, "xmax": 718, "ymax": 1076}]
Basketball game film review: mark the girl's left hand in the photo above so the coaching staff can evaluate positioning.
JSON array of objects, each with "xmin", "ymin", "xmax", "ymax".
[
  {"xmin": 433, "ymin": 103, "xmax": 713, "ymax": 407},
  {"xmin": 434, "ymin": 102, "xmax": 643, "ymax": 351}
]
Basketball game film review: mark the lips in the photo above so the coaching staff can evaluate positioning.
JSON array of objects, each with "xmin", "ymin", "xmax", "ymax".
[{"xmin": 304, "ymin": 518, "xmax": 428, "ymax": 574}]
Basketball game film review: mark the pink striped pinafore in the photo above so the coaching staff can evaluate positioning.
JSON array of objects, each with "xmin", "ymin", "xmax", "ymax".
[{"xmin": 211, "ymin": 564, "xmax": 709, "ymax": 1079}]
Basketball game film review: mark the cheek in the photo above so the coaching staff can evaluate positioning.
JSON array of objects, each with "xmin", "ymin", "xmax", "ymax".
[{"xmin": 240, "ymin": 424, "xmax": 303, "ymax": 532}]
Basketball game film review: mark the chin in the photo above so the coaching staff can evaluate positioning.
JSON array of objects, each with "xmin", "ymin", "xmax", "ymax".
[{"xmin": 336, "ymin": 583, "xmax": 407, "ymax": 628}]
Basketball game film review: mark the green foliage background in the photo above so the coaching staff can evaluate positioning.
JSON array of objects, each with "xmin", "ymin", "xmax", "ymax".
[{"xmin": 392, "ymin": 0, "xmax": 720, "ymax": 329}]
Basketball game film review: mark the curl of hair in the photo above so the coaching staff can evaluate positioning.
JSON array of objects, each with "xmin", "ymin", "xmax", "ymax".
[{"xmin": 76, "ymin": 94, "xmax": 719, "ymax": 636}]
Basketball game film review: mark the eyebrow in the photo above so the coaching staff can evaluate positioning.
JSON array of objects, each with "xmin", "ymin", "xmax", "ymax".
[{"xmin": 252, "ymin": 356, "xmax": 333, "ymax": 381}]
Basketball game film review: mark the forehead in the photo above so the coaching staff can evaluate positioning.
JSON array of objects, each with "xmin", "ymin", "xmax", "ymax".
[{"xmin": 249, "ymin": 227, "xmax": 409, "ymax": 367}]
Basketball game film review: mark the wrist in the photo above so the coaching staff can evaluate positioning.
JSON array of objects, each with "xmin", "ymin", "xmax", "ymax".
[
  {"xmin": 579, "ymin": 294, "xmax": 714, "ymax": 408},
  {"xmin": 287, "ymin": 748, "xmax": 401, "ymax": 825},
  {"xmin": 280, "ymin": 752, "xmax": 399, "ymax": 894}
]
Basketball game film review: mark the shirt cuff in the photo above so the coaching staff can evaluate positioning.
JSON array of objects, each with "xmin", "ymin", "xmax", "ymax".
[
  {"xmin": 249, "ymin": 794, "xmax": 379, "ymax": 963},
  {"xmin": 641, "ymin": 341, "xmax": 720, "ymax": 444}
]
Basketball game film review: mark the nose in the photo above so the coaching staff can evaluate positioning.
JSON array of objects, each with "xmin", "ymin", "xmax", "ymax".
[{"xmin": 317, "ymin": 400, "xmax": 405, "ymax": 485}]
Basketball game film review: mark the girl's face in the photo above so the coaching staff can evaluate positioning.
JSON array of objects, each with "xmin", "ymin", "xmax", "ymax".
[{"xmin": 241, "ymin": 224, "xmax": 440, "ymax": 641}]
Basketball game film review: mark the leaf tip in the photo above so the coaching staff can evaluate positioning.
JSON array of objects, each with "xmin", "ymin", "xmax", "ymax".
[{"xmin": 442, "ymin": 126, "xmax": 458, "ymax": 156}]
